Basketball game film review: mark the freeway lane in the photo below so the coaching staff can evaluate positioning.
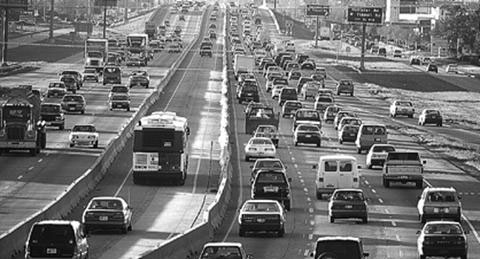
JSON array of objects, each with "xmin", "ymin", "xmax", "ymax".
[
  {"xmin": 212, "ymin": 6, "xmax": 480, "ymax": 259},
  {"xmin": 17, "ymin": 5, "xmax": 228, "ymax": 259},
  {"xmin": 0, "ymin": 7, "xmax": 201, "ymax": 238}
]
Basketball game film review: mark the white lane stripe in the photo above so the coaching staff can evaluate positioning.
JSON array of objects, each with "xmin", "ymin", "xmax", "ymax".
[
  {"xmin": 371, "ymin": 189, "xmax": 376, "ymax": 194},
  {"xmin": 28, "ymin": 167, "xmax": 34, "ymax": 171},
  {"xmin": 395, "ymin": 234, "xmax": 400, "ymax": 241},
  {"xmin": 424, "ymin": 179, "xmax": 480, "ymax": 245},
  {"xmin": 17, "ymin": 175, "xmax": 23, "ymax": 180},
  {"xmin": 114, "ymin": 169, "xmax": 133, "ymax": 197},
  {"xmin": 38, "ymin": 159, "xmax": 43, "ymax": 162},
  {"xmin": 391, "ymin": 221, "xmax": 397, "ymax": 227},
  {"xmin": 378, "ymin": 198, "xmax": 384, "ymax": 203}
]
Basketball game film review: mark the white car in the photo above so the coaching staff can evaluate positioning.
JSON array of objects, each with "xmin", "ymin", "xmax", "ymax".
[
  {"xmin": 238, "ymin": 199, "xmax": 286, "ymax": 237},
  {"xmin": 83, "ymin": 68, "xmax": 99, "ymax": 82},
  {"xmin": 69, "ymin": 124, "xmax": 99, "ymax": 148},
  {"xmin": 244, "ymin": 137, "xmax": 276, "ymax": 161},
  {"xmin": 271, "ymin": 84, "xmax": 285, "ymax": 99},
  {"xmin": 390, "ymin": 100, "xmax": 415, "ymax": 118},
  {"xmin": 82, "ymin": 196, "xmax": 133, "ymax": 234},
  {"xmin": 294, "ymin": 123, "xmax": 321, "ymax": 147},
  {"xmin": 365, "ymin": 144, "xmax": 396, "ymax": 169},
  {"xmin": 417, "ymin": 187, "xmax": 462, "ymax": 223},
  {"xmin": 199, "ymin": 242, "xmax": 252, "ymax": 259}
]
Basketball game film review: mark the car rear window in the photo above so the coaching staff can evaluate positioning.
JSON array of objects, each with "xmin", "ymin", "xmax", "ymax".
[
  {"xmin": 373, "ymin": 146, "xmax": 395, "ymax": 152},
  {"xmin": 89, "ymin": 199, "xmax": 123, "ymax": 209},
  {"xmin": 251, "ymin": 138, "xmax": 273, "ymax": 145},
  {"xmin": 361, "ymin": 126, "xmax": 386, "ymax": 135},
  {"xmin": 317, "ymin": 97, "xmax": 333, "ymax": 102},
  {"xmin": 427, "ymin": 191, "xmax": 457, "ymax": 202},
  {"xmin": 315, "ymin": 240, "xmax": 361, "ymax": 258},
  {"xmin": 256, "ymin": 160, "xmax": 283, "ymax": 169},
  {"xmin": 273, "ymin": 78, "xmax": 288, "ymax": 85},
  {"xmin": 29, "ymin": 224, "xmax": 75, "ymax": 245},
  {"xmin": 249, "ymin": 108, "xmax": 274, "ymax": 118},
  {"xmin": 298, "ymin": 125, "xmax": 319, "ymax": 132},
  {"xmin": 112, "ymin": 95, "xmax": 129, "ymax": 100},
  {"xmin": 424, "ymin": 224, "xmax": 462, "ymax": 234},
  {"xmin": 286, "ymin": 102, "xmax": 302, "ymax": 108},
  {"xmin": 63, "ymin": 95, "xmax": 83, "ymax": 102},
  {"xmin": 72, "ymin": 125, "xmax": 95, "ymax": 132},
  {"xmin": 426, "ymin": 110, "xmax": 440, "ymax": 115},
  {"xmin": 112, "ymin": 86, "xmax": 128, "ymax": 93},
  {"xmin": 333, "ymin": 191, "xmax": 364, "ymax": 201},
  {"xmin": 201, "ymin": 247, "xmax": 242, "ymax": 258},
  {"xmin": 244, "ymin": 202, "xmax": 279, "ymax": 212},
  {"xmin": 257, "ymin": 172, "xmax": 286, "ymax": 183},
  {"xmin": 282, "ymin": 88, "xmax": 296, "ymax": 95},
  {"xmin": 41, "ymin": 105, "xmax": 60, "ymax": 113}
]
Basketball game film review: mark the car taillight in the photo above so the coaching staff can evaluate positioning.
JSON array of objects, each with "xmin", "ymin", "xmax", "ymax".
[
  {"xmin": 265, "ymin": 148, "xmax": 274, "ymax": 151},
  {"xmin": 353, "ymin": 177, "xmax": 358, "ymax": 182},
  {"xmin": 248, "ymin": 147, "xmax": 257, "ymax": 151}
]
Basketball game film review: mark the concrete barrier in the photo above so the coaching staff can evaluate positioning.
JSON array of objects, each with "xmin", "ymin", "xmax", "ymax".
[
  {"xmin": 0, "ymin": 8, "xmax": 203, "ymax": 259},
  {"xmin": 260, "ymin": 6, "xmax": 281, "ymax": 35}
]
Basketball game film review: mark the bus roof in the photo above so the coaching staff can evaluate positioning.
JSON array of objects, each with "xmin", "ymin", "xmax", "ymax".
[{"xmin": 138, "ymin": 111, "xmax": 188, "ymax": 131}]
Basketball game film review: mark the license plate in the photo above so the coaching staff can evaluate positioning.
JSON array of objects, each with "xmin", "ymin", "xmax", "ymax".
[
  {"xmin": 433, "ymin": 208, "xmax": 448, "ymax": 213},
  {"xmin": 69, "ymin": 107, "xmax": 75, "ymax": 110},
  {"xmin": 305, "ymin": 134, "xmax": 312, "ymax": 138},
  {"xmin": 349, "ymin": 133, "xmax": 355, "ymax": 137},
  {"xmin": 264, "ymin": 186, "xmax": 279, "ymax": 192},
  {"xmin": 46, "ymin": 248, "xmax": 57, "ymax": 254},
  {"xmin": 247, "ymin": 93, "xmax": 252, "ymax": 96},
  {"xmin": 326, "ymin": 184, "xmax": 334, "ymax": 188},
  {"xmin": 99, "ymin": 216, "xmax": 108, "ymax": 221},
  {"xmin": 375, "ymin": 138, "xmax": 381, "ymax": 141},
  {"xmin": 257, "ymin": 218, "xmax": 266, "ymax": 223},
  {"xmin": 345, "ymin": 205, "xmax": 353, "ymax": 209}
]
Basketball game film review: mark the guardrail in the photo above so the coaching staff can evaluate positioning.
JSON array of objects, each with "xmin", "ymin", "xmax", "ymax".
[
  {"xmin": 139, "ymin": 5, "xmax": 234, "ymax": 259},
  {"xmin": 0, "ymin": 8, "xmax": 203, "ymax": 259}
]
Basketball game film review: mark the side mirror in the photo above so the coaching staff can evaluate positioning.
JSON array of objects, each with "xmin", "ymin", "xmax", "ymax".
[
  {"xmin": 416, "ymin": 230, "xmax": 421, "ymax": 234},
  {"xmin": 288, "ymin": 177, "xmax": 292, "ymax": 182},
  {"xmin": 312, "ymin": 164, "xmax": 317, "ymax": 169}
]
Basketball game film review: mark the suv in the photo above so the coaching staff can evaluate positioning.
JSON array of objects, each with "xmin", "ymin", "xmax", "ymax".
[
  {"xmin": 59, "ymin": 70, "xmax": 83, "ymax": 88},
  {"xmin": 237, "ymin": 84, "xmax": 259, "ymax": 103},
  {"xmin": 25, "ymin": 220, "xmax": 89, "ymax": 259},
  {"xmin": 251, "ymin": 169, "xmax": 292, "ymax": 210},
  {"xmin": 103, "ymin": 66, "xmax": 122, "ymax": 85},
  {"xmin": 336, "ymin": 79, "xmax": 354, "ymax": 96},
  {"xmin": 417, "ymin": 187, "xmax": 462, "ymax": 223},
  {"xmin": 310, "ymin": 236, "xmax": 369, "ymax": 259},
  {"xmin": 40, "ymin": 103, "xmax": 65, "ymax": 130}
]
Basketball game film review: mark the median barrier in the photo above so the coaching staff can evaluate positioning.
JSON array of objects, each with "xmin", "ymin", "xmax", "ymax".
[
  {"xmin": 0, "ymin": 8, "xmax": 203, "ymax": 259},
  {"xmin": 260, "ymin": 6, "xmax": 281, "ymax": 34}
]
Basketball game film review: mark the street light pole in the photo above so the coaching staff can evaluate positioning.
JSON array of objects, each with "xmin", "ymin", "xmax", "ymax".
[{"xmin": 49, "ymin": 0, "xmax": 54, "ymax": 42}]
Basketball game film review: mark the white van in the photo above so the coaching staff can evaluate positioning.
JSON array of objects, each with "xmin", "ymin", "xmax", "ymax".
[{"xmin": 313, "ymin": 155, "xmax": 360, "ymax": 199}]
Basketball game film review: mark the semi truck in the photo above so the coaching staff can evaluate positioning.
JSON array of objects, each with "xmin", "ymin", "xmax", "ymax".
[
  {"xmin": 233, "ymin": 54, "xmax": 255, "ymax": 79},
  {"xmin": 145, "ymin": 22, "xmax": 157, "ymax": 39},
  {"xmin": 0, "ymin": 85, "xmax": 46, "ymax": 155},
  {"xmin": 126, "ymin": 33, "xmax": 151, "ymax": 62},
  {"xmin": 85, "ymin": 38, "xmax": 108, "ymax": 73}
]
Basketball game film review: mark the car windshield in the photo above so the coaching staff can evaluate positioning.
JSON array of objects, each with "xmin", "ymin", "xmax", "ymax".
[
  {"xmin": 373, "ymin": 146, "xmax": 395, "ymax": 152},
  {"xmin": 396, "ymin": 101, "xmax": 412, "ymax": 106},
  {"xmin": 286, "ymin": 102, "xmax": 302, "ymax": 108},
  {"xmin": 250, "ymin": 138, "xmax": 273, "ymax": 145},
  {"xmin": 112, "ymin": 87, "xmax": 128, "ymax": 93},
  {"xmin": 200, "ymin": 246, "xmax": 242, "ymax": 259},
  {"xmin": 427, "ymin": 191, "xmax": 457, "ymax": 202},
  {"xmin": 296, "ymin": 110, "xmax": 319, "ymax": 120},
  {"xmin": 41, "ymin": 105, "xmax": 60, "ymax": 113},
  {"xmin": 256, "ymin": 172, "xmax": 286, "ymax": 183},
  {"xmin": 243, "ymin": 202, "xmax": 279, "ymax": 212},
  {"xmin": 426, "ymin": 110, "xmax": 440, "ymax": 115},
  {"xmin": 63, "ymin": 95, "xmax": 83, "ymax": 102},
  {"xmin": 256, "ymin": 160, "xmax": 283, "ymax": 169},
  {"xmin": 298, "ymin": 125, "xmax": 319, "ymax": 132},
  {"xmin": 315, "ymin": 240, "xmax": 361, "ymax": 259},
  {"xmin": 388, "ymin": 152, "xmax": 419, "ymax": 161},
  {"xmin": 72, "ymin": 125, "xmax": 95, "ymax": 132},
  {"xmin": 88, "ymin": 199, "xmax": 123, "ymax": 210},
  {"xmin": 424, "ymin": 224, "xmax": 462, "ymax": 234},
  {"xmin": 333, "ymin": 191, "xmax": 364, "ymax": 201}
]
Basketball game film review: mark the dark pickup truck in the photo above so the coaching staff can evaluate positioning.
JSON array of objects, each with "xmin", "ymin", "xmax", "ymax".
[{"xmin": 40, "ymin": 103, "xmax": 65, "ymax": 130}]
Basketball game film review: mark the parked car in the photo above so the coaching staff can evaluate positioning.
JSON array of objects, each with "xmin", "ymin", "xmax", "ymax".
[
  {"xmin": 69, "ymin": 124, "xmax": 99, "ymax": 148},
  {"xmin": 418, "ymin": 109, "xmax": 443, "ymax": 126},
  {"xmin": 417, "ymin": 221, "xmax": 468, "ymax": 259},
  {"xmin": 238, "ymin": 199, "xmax": 286, "ymax": 237},
  {"xmin": 328, "ymin": 189, "xmax": 368, "ymax": 223}
]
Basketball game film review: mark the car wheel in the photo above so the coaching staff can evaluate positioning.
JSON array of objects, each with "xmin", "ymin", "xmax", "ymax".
[
  {"xmin": 239, "ymin": 227, "xmax": 245, "ymax": 237},
  {"xmin": 93, "ymin": 141, "xmax": 98, "ymax": 149},
  {"xmin": 81, "ymin": 110, "xmax": 85, "ymax": 114},
  {"xmin": 316, "ymin": 141, "xmax": 321, "ymax": 147},
  {"xmin": 362, "ymin": 216, "xmax": 368, "ymax": 224},
  {"xmin": 420, "ymin": 255, "xmax": 426, "ymax": 259},
  {"xmin": 294, "ymin": 141, "xmax": 298, "ymax": 146},
  {"xmin": 392, "ymin": 113, "xmax": 396, "ymax": 118},
  {"xmin": 59, "ymin": 125, "xmax": 64, "ymax": 130},
  {"xmin": 367, "ymin": 164, "xmax": 372, "ymax": 169},
  {"xmin": 277, "ymin": 227, "xmax": 285, "ymax": 237},
  {"xmin": 409, "ymin": 114, "xmax": 413, "ymax": 118},
  {"xmin": 438, "ymin": 122, "xmax": 442, "ymax": 127},
  {"xmin": 416, "ymin": 181, "xmax": 423, "ymax": 189},
  {"xmin": 121, "ymin": 225, "xmax": 128, "ymax": 234},
  {"xmin": 316, "ymin": 191, "xmax": 322, "ymax": 200},
  {"xmin": 128, "ymin": 223, "xmax": 132, "ymax": 231},
  {"xmin": 383, "ymin": 179, "xmax": 390, "ymax": 188},
  {"xmin": 69, "ymin": 143, "xmax": 74, "ymax": 148},
  {"xmin": 329, "ymin": 216, "xmax": 334, "ymax": 223},
  {"xmin": 127, "ymin": 107, "xmax": 130, "ymax": 111},
  {"xmin": 284, "ymin": 200, "xmax": 291, "ymax": 211},
  {"xmin": 350, "ymin": 92, "xmax": 354, "ymax": 96},
  {"xmin": 245, "ymin": 156, "xmax": 249, "ymax": 162}
]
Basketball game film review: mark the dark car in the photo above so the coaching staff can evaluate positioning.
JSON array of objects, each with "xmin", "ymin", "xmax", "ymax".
[
  {"xmin": 378, "ymin": 47, "xmax": 386, "ymax": 56},
  {"xmin": 251, "ymin": 169, "xmax": 292, "ymax": 210},
  {"xmin": 301, "ymin": 61, "xmax": 315, "ymax": 70},
  {"xmin": 237, "ymin": 84, "xmax": 259, "ymax": 103},
  {"xmin": 419, "ymin": 109, "xmax": 443, "ymax": 126},
  {"xmin": 311, "ymin": 236, "xmax": 369, "ymax": 259},
  {"xmin": 282, "ymin": 100, "xmax": 302, "ymax": 117},
  {"xmin": 40, "ymin": 103, "xmax": 65, "ymax": 130},
  {"xmin": 410, "ymin": 57, "xmax": 421, "ymax": 65},
  {"xmin": 426, "ymin": 63, "xmax": 438, "ymax": 73},
  {"xmin": 293, "ymin": 123, "xmax": 321, "ymax": 147},
  {"xmin": 60, "ymin": 75, "xmax": 79, "ymax": 93},
  {"xmin": 417, "ymin": 221, "xmax": 468, "ymax": 259},
  {"xmin": 328, "ymin": 189, "xmax": 368, "ymax": 223},
  {"xmin": 295, "ymin": 53, "xmax": 309, "ymax": 64},
  {"xmin": 323, "ymin": 105, "xmax": 342, "ymax": 122},
  {"xmin": 278, "ymin": 87, "xmax": 297, "ymax": 106},
  {"xmin": 336, "ymin": 79, "xmax": 354, "ymax": 96},
  {"xmin": 200, "ymin": 46, "xmax": 213, "ymax": 57},
  {"xmin": 338, "ymin": 124, "xmax": 359, "ymax": 144},
  {"xmin": 61, "ymin": 94, "xmax": 86, "ymax": 114},
  {"xmin": 59, "ymin": 70, "xmax": 83, "ymax": 88},
  {"xmin": 250, "ymin": 158, "xmax": 286, "ymax": 183}
]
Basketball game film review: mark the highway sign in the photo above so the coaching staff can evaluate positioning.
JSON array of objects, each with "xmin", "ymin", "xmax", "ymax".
[
  {"xmin": 306, "ymin": 5, "xmax": 329, "ymax": 16},
  {"xmin": 0, "ymin": 0, "xmax": 29, "ymax": 9},
  {"xmin": 94, "ymin": 0, "xmax": 118, "ymax": 7},
  {"xmin": 347, "ymin": 7, "xmax": 383, "ymax": 24}
]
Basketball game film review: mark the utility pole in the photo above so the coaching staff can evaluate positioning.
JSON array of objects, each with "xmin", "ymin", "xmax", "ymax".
[
  {"xmin": 124, "ymin": 0, "xmax": 128, "ymax": 24},
  {"xmin": 49, "ymin": 0, "xmax": 54, "ymax": 42},
  {"xmin": 360, "ymin": 22, "xmax": 366, "ymax": 71},
  {"xmin": 315, "ymin": 15, "xmax": 319, "ymax": 48}
]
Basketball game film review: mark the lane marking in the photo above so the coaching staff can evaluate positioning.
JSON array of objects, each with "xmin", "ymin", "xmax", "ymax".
[
  {"xmin": 304, "ymin": 187, "xmax": 308, "ymax": 193},
  {"xmin": 17, "ymin": 175, "xmax": 23, "ymax": 180},
  {"xmin": 28, "ymin": 167, "xmax": 34, "ymax": 171},
  {"xmin": 391, "ymin": 221, "xmax": 397, "ymax": 227},
  {"xmin": 37, "ymin": 159, "xmax": 43, "ymax": 162},
  {"xmin": 371, "ymin": 189, "xmax": 376, "ymax": 194},
  {"xmin": 308, "ymin": 208, "xmax": 314, "ymax": 213},
  {"xmin": 385, "ymin": 208, "xmax": 390, "ymax": 214},
  {"xmin": 378, "ymin": 198, "xmax": 384, "ymax": 204},
  {"xmin": 395, "ymin": 234, "xmax": 400, "ymax": 241},
  {"xmin": 294, "ymin": 164, "xmax": 298, "ymax": 168}
]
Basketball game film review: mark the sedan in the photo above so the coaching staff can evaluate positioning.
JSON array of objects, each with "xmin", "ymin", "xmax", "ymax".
[
  {"xmin": 253, "ymin": 125, "xmax": 279, "ymax": 147},
  {"xmin": 365, "ymin": 144, "xmax": 396, "ymax": 169},
  {"xmin": 128, "ymin": 72, "xmax": 150, "ymax": 88},
  {"xmin": 417, "ymin": 221, "xmax": 468, "ymax": 259},
  {"xmin": 328, "ymin": 189, "xmax": 368, "ymax": 224},
  {"xmin": 426, "ymin": 63, "xmax": 438, "ymax": 73},
  {"xmin": 294, "ymin": 123, "xmax": 321, "ymax": 147},
  {"xmin": 244, "ymin": 137, "xmax": 276, "ymax": 161},
  {"xmin": 338, "ymin": 124, "xmax": 359, "ymax": 144},
  {"xmin": 250, "ymin": 158, "xmax": 286, "ymax": 183},
  {"xmin": 281, "ymin": 100, "xmax": 302, "ymax": 117},
  {"xmin": 69, "ymin": 124, "xmax": 99, "ymax": 148},
  {"xmin": 418, "ymin": 109, "xmax": 443, "ymax": 126},
  {"xmin": 82, "ymin": 196, "xmax": 133, "ymax": 234},
  {"xmin": 238, "ymin": 199, "xmax": 286, "ymax": 237}
]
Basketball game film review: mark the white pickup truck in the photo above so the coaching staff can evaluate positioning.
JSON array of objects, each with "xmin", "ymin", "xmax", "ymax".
[{"xmin": 382, "ymin": 152, "xmax": 426, "ymax": 189}]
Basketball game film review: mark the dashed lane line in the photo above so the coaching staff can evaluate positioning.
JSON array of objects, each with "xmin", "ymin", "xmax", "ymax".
[{"xmin": 378, "ymin": 198, "xmax": 384, "ymax": 203}]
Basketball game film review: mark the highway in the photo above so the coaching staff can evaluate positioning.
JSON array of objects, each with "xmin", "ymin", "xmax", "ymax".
[
  {"xmin": 0, "ymin": 5, "xmax": 201, "ymax": 238},
  {"xmin": 12, "ymin": 4, "xmax": 226, "ymax": 259},
  {"xmin": 212, "ymin": 5, "xmax": 480, "ymax": 259}
]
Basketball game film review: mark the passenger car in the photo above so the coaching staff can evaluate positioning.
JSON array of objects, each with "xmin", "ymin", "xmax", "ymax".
[
  {"xmin": 338, "ymin": 124, "xmax": 359, "ymax": 144},
  {"xmin": 238, "ymin": 199, "xmax": 286, "ymax": 237},
  {"xmin": 82, "ymin": 196, "xmax": 133, "ymax": 234},
  {"xmin": 25, "ymin": 220, "xmax": 89, "ymax": 259},
  {"xmin": 244, "ymin": 137, "xmax": 276, "ymax": 161},
  {"xmin": 328, "ymin": 189, "xmax": 368, "ymax": 223},
  {"xmin": 390, "ymin": 100, "xmax": 415, "ymax": 118},
  {"xmin": 59, "ymin": 70, "xmax": 83, "ymax": 88},
  {"xmin": 278, "ymin": 87, "xmax": 297, "ymax": 106},
  {"xmin": 365, "ymin": 144, "xmax": 395, "ymax": 169},
  {"xmin": 336, "ymin": 117, "xmax": 362, "ymax": 131},
  {"xmin": 417, "ymin": 187, "xmax": 462, "ymax": 223},
  {"xmin": 410, "ymin": 56, "xmax": 421, "ymax": 65},
  {"xmin": 60, "ymin": 75, "xmax": 79, "ymax": 93},
  {"xmin": 83, "ymin": 68, "xmax": 99, "ymax": 82},
  {"xmin": 323, "ymin": 105, "xmax": 341, "ymax": 122},
  {"xmin": 417, "ymin": 221, "xmax": 468, "ymax": 259},
  {"xmin": 336, "ymin": 79, "xmax": 354, "ymax": 96},
  {"xmin": 426, "ymin": 63, "xmax": 438, "ymax": 73},
  {"xmin": 69, "ymin": 124, "xmax": 99, "ymax": 148},
  {"xmin": 393, "ymin": 49, "xmax": 402, "ymax": 57},
  {"xmin": 40, "ymin": 103, "xmax": 65, "ymax": 130},
  {"xmin": 108, "ymin": 93, "xmax": 130, "ymax": 111},
  {"xmin": 310, "ymin": 236, "xmax": 369, "ymax": 259},
  {"xmin": 250, "ymin": 158, "xmax": 286, "ymax": 182},
  {"xmin": 108, "ymin": 85, "xmax": 129, "ymax": 99},
  {"xmin": 251, "ymin": 169, "xmax": 292, "ymax": 210},
  {"xmin": 293, "ymin": 109, "xmax": 321, "ymax": 130},
  {"xmin": 281, "ymin": 100, "xmax": 302, "ymax": 117},
  {"xmin": 199, "ymin": 242, "xmax": 252, "ymax": 259},
  {"xmin": 418, "ymin": 109, "xmax": 443, "ymax": 126},
  {"xmin": 333, "ymin": 111, "xmax": 357, "ymax": 130},
  {"xmin": 61, "ymin": 94, "xmax": 86, "ymax": 114},
  {"xmin": 294, "ymin": 123, "xmax": 321, "ymax": 147},
  {"xmin": 128, "ymin": 70, "xmax": 150, "ymax": 88},
  {"xmin": 126, "ymin": 56, "xmax": 146, "ymax": 66},
  {"xmin": 45, "ymin": 87, "xmax": 67, "ymax": 98},
  {"xmin": 253, "ymin": 125, "xmax": 279, "ymax": 147}
]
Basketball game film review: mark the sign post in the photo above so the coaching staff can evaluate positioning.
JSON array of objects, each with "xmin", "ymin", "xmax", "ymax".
[
  {"xmin": 0, "ymin": 0, "xmax": 29, "ymax": 66},
  {"xmin": 94, "ymin": 0, "xmax": 118, "ymax": 39},
  {"xmin": 306, "ymin": 4, "xmax": 329, "ymax": 48},
  {"xmin": 347, "ymin": 7, "xmax": 383, "ymax": 71}
]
